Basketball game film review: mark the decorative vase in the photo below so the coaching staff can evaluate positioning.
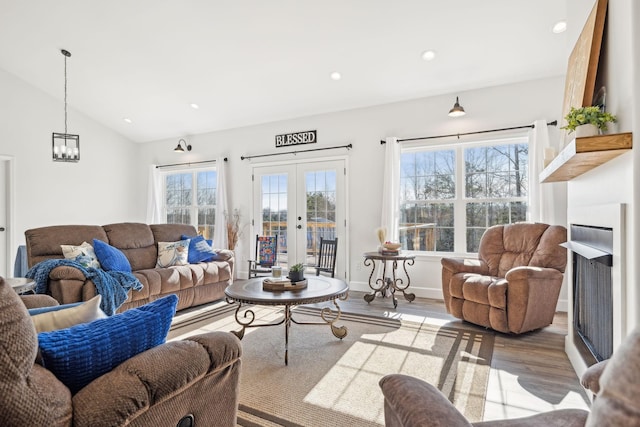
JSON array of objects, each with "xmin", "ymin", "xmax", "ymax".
[{"xmin": 575, "ymin": 124, "xmax": 599, "ymax": 138}]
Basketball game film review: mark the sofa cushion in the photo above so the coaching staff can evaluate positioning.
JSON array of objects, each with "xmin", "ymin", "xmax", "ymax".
[
  {"xmin": 93, "ymin": 239, "xmax": 132, "ymax": 272},
  {"xmin": 103, "ymin": 222, "xmax": 158, "ymax": 271},
  {"xmin": 31, "ymin": 295, "xmax": 107, "ymax": 333},
  {"xmin": 157, "ymin": 240, "xmax": 190, "ymax": 267},
  {"xmin": 37, "ymin": 294, "xmax": 178, "ymax": 394},
  {"xmin": 61, "ymin": 241, "xmax": 101, "ymax": 269},
  {"xmin": 150, "ymin": 223, "xmax": 198, "ymax": 244},
  {"xmin": 25, "ymin": 224, "xmax": 108, "ymax": 268}
]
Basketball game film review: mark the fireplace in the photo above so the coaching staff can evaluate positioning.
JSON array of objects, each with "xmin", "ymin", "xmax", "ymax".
[
  {"xmin": 565, "ymin": 203, "xmax": 625, "ymax": 378},
  {"xmin": 563, "ymin": 224, "xmax": 613, "ymax": 364}
]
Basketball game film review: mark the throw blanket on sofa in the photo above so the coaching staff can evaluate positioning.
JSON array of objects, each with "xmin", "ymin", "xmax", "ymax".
[{"xmin": 26, "ymin": 259, "xmax": 143, "ymax": 315}]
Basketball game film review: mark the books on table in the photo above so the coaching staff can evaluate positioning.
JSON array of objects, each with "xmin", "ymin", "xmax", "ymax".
[{"xmin": 263, "ymin": 277, "xmax": 291, "ymax": 285}]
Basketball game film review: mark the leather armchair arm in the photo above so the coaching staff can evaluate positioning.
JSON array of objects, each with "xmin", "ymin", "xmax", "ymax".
[
  {"xmin": 379, "ymin": 374, "xmax": 472, "ymax": 427},
  {"xmin": 49, "ymin": 265, "xmax": 87, "ymax": 281},
  {"xmin": 441, "ymin": 257, "xmax": 489, "ymax": 275},
  {"xmin": 504, "ymin": 266, "xmax": 564, "ymax": 334},
  {"xmin": 73, "ymin": 331, "xmax": 242, "ymax": 427},
  {"xmin": 581, "ymin": 359, "xmax": 608, "ymax": 395},
  {"xmin": 20, "ymin": 294, "xmax": 60, "ymax": 309},
  {"xmin": 379, "ymin": 374, "xmax": 589, "ymax": 427}
]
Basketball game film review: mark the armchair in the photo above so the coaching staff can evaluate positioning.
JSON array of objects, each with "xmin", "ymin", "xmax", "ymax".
[
  {"xmin": 441, "ymin": 223, "xmax": 567, "ymax": 334},
  {"xmin": 379, "ymin": 326, "xmax": 640, "ymax": 426},
  {"xmin": 0, "ymin": 277, "xmax": 242, "ymax": 427}
]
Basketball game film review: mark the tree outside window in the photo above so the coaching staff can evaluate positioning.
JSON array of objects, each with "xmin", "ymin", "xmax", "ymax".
[
  {"xmin": 399, "ymin": 138, "xmax": 528, "ymax": 253},
  {"xmin": 164, "ymin": 169, "xmax": 217, "ymax": 239}
]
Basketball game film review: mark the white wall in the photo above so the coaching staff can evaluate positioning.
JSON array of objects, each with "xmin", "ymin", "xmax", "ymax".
[
  {"xmin": 138, "ymin": 76, "xmax": 566, "ymax": 301},
  {"xmin": 563, "ymin": 0, "xmax": 639, "ymax": 376},
  {"xmin": 0, "ymin": 68, "xmax": 141, "ymax": 275}
]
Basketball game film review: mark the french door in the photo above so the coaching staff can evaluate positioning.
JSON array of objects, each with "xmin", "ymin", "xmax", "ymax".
[{"xmin": 252, "ymin": 159, "xmax": 347, "ymax": 280}]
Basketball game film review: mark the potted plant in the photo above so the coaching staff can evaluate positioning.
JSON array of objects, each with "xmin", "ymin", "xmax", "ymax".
[
  {"xmin": 561, "ymin": 106, "xmax": 617, "ymax": 137},
  {"xmin": 288, "ymin": 263, "xmax": 305, "ymax": 282}
]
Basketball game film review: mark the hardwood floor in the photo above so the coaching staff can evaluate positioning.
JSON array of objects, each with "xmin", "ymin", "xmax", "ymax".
[
  {"xmin": 172, "ymin": 285, "xmax": 592, "ymax": 422},
  {"xmin": 334, "ymin": 290, "xmax": 591, "ymax": 421}
]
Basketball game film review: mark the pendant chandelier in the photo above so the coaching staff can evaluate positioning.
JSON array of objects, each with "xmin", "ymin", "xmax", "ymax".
[{"xmin": 52, "ymin": 49, "xmax": 80, "ymax": 162}]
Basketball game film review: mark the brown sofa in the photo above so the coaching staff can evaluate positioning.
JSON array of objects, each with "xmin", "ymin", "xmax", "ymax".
[
  {"xmin": 441, "ymin": 223, "xmax": 567, "ymax": 334},
  {"xmin": 0, "ymin": 277, "xmax": 242, "ymax": 427},
  {"xmin": 379, "ymin": 326, "xmax": 640, "ymax": 426},
  {"xmin": 25, "ymin": 222, "xmax": 234, "ymax": 312}
]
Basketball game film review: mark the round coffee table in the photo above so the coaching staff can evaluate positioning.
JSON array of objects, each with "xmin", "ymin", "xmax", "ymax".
[{"xmin": 225, "ymin": 276, "xmax": 349, "ymax": 365}]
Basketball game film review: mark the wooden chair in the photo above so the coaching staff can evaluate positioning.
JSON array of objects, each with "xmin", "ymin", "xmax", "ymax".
[
  {"xmin": 247, "ymin": 235, "xmax": 278, "ymax": 279},
  {"xmin": 315, "ymin": 237, "xmax": 338, "ymax": 278}
]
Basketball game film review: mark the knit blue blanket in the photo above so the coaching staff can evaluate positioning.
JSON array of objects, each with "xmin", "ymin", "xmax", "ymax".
[{"xmin": 26, "ymin": 259, "xmax": 143, "ymax": 316}]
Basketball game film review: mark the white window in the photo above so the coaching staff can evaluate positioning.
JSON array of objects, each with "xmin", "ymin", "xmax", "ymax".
[
  {"xmin": 163, "ymin": 167, "xmax": 218, "ymax": 239},
  {"xmin": 399, "ymin": 137, "xmax": 528, "ymax": 254}
]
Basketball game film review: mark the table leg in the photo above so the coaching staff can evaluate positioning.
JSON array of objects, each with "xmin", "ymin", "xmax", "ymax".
[
  {"xmin": 228, "ymin": 301, "xmax": 286, "ymax": 341},
  {"xmin": 363, "ymin": 257, "xmax": 389, "ymax": 303},
  {"xmin": 391, "ymin": 259, "xmax": 416, "ymax": 303},
  {"xmin": 284, "ymin": 305, "xmax": 291, "ymax": 365},
  {"xmin": 290, "ymin": 295, "xmax": 348, "ymax": 340}
]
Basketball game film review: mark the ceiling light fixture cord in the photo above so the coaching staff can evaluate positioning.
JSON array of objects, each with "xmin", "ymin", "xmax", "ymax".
[
  {"xmin": 64, "ymin": 53, "xmax": 67, "ymax": 134},
  {"xmin": 62, "ymin": 49, "xmax": 71, "ymax": 134}
]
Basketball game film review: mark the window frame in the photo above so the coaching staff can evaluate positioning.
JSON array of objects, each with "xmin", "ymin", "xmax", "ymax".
[
  {"xmin": 400, "ymin": 135, "xmax": 529, "ymax": 256},
  {"xmin": 160, "ymin": 165, "xmax": 218, "ymax": 239}
]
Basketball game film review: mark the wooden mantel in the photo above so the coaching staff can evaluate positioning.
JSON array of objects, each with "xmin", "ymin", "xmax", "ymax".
[{"xmin": 540, "ymin": 132, "xmax": 633, "ymax": 183}]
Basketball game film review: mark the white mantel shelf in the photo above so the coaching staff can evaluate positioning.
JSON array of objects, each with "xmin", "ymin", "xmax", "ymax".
[{"xmin": 540, "ymin": 132, "xmax": 633, "ymax": 183}]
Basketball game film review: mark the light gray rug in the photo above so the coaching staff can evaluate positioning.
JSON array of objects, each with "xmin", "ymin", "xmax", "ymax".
[{"xmin": 170, "ymin": 303, "xmax": 494, "ymax": 426}]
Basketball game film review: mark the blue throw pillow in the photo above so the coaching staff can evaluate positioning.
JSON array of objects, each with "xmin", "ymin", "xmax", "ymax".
[
  {"xmin": 181, "ymin": 234, "xmax": 218, "ymax": 263},
  {"xmin": 37, "ymin": 294, "xmax": 178, "ymax": 394},
  {"xmin": 92, "ymin": 239, "xmax": 132, "ymax": 272}
]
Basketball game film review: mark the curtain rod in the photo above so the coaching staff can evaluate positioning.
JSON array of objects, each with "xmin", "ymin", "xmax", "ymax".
[
  {"xmin": 156, "ymin": 158, "xmax": 228, "ymax": 169},
  {"xmin": 241, "ymin": 143, "xmax": 352, "ymax": 160},
  {"xmin": 380, "ymin": 120, "xmax": 558, "ymax": 144}
]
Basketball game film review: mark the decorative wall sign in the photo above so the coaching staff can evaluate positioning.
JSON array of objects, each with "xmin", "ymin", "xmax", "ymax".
[
  {"xmin": 560, "ymin": 0, "xmax": 608, "ymax": 145},
  {"xmin": 275, "ymin": 130, "xmax": 317, "ymax": 148}
]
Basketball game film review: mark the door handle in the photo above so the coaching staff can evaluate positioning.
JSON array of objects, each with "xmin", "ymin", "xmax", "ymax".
[
  {"xmin": 0, "ymin": 227, "xmax": 5, "ymax": 232},
  {"xmin": 297, "ymin": 225, "xmax": 302, "ymax": 229},
  {"xmin": 298, "ymin": 216, "xmax": 302, "ymax": 221}
]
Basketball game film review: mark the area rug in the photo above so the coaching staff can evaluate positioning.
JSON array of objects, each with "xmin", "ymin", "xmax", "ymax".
[{"xmin": 169, "ymin": 303, "xmax": 495, "ymax": 426}]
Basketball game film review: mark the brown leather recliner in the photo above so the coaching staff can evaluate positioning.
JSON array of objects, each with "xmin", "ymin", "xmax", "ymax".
[
  {"xmin": 379, "ymin": 326, "xmax": 640, "ymax": 426},
  {"xmin": 0, "ymin": 277, "xmax": 242, "ymax": 427},
  {"xmin": 441, "ymin": 223, "xmax": 567, "ymax": 334}
]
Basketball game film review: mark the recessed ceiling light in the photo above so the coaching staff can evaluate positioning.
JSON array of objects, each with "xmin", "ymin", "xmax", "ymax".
[
  {"xmin": 421, "ymin": 50, "xmax": 436, "ymax": 61},
  {"xmin": 330, "ymin": 71, "xmax": 342, "ymax": 81},
  {"xmin": 190, "ymin": 103, "xmax": 200, "ymax": 109},
  {"xmin": 553, "ymin": 21, "xmax": 567, "ymax": 34},
  {"xmin": 123, "ymin": 118, "xmax": 132, "ymax": 124}
]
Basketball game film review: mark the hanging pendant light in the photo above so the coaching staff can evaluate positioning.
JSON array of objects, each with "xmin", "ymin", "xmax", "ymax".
[
  {"xmin": 52, "ymin": 49, "xmax": 80, "ymax": 162},
  {"xmin": 448, "ymin": 96, "xmax": 466, "ymax": 117}
]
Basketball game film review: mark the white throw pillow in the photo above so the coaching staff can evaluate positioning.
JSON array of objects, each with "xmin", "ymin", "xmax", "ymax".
[
  {"xmin": 61, "ymin": 241, "xmax": 101, "ymax": 269},
  {"xmin": 156, "ymin": 240, "xmax": 190, "ymax": 268},
  {"xmin": 31, "ymin": 295, "xmax": 107, "ymax": 333}
]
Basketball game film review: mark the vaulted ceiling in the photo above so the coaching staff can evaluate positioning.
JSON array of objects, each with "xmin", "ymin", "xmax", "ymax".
[{"xmin": 0, "ymin": 1, "xmax": 568, "ymax": 142}]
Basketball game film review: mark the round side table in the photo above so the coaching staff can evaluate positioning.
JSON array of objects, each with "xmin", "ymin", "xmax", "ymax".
[{"xmin": 6, "ymin": 277, "xmax": 36, "ymax": 294}]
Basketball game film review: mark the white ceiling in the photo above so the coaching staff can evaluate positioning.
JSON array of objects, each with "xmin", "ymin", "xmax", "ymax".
[{"xmin": 0, "ymin": 1, "xmax": 569, "ymax": 143}]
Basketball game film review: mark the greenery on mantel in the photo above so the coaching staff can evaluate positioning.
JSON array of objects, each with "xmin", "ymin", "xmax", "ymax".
[{"xmin": 561, "ymin": 106, "xmax": 617, "ymax": 133}]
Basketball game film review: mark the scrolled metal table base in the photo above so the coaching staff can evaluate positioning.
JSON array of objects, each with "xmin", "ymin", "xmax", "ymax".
[
  {"xmin": 363, "ymin": 254, "xmax": 416, "ymax": 308},
  {"xmin": 226, "ymin": 295, "xmax": 348, "ymax": 365}
]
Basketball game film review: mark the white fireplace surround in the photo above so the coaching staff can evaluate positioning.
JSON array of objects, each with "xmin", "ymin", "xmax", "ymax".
[{"xmin": 565, "ymin": 203, "xmax": 626, "ymax": 380}]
